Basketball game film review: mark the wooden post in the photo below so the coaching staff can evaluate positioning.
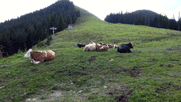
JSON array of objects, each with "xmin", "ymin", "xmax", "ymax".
[{"xmin": 50, "ymin": 27, "xmax": 57, "ymax": 51}]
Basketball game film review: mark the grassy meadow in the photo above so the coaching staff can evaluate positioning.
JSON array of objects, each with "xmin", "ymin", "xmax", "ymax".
[{"xmin": 1, "ymin": 6, "xmax": 181, "ymax": 102}]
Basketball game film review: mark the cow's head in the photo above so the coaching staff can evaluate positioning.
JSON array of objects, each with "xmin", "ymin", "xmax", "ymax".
[
  {"xmin": 128, "ymin": 43, "xmax": 133, "ymax": 48},
  {"xmin": 89, "ymin": 41, "xmax": 95, "ymax": 44},
  {"xmin": 24, "ymin": 49, "xmax": 32, "ymax": 58}
]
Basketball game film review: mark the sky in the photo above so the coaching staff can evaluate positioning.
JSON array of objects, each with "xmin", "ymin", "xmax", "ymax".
[{"xmin": 0, "ymin": 0, "xmax": 180, "ymax": 23}]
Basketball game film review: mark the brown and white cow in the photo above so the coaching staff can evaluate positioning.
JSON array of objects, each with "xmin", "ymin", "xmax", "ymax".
[
  {"xmin": 83, "ymin": 42, "xmax": 109, "ymax": 51},
  {"xmin": 83, "ymin": 43, "xmax": 96, "ymax": 51},
  {"xmin": 24, "ymin": 49, "xmax": 55, "ymax": 64},
  {"xmin": 96, "ymin": 43, "xmax": 109, "ymax": 51},
  {"xmin": 108, "ymin": 44, "xmax": 119, "ymax": 49}
]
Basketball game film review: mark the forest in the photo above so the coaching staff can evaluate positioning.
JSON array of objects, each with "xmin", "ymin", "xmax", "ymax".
[
  {"xmin": 105, "ymin": 10, "xmax": 181, "ymax": 31},
  {"xmin": 0, "ymin": 0, "xmax": 80, "ymax": 57}
]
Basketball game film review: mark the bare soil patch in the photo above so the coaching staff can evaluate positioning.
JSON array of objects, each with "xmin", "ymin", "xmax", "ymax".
[
  {"xmin": 155, "ymin": 85, "xmax": 168, "ymax": 93},
  {"xmin": 145, "ymin": 59, "xmax": 158, "ymax": 62},
  {"xmin": 31, "ymin": 69, "xmax": 39, "ymax": 72},
  {"xmin": 114, "ymin": 68, "xmax": 129, "ymax": 74},
  {"xmin": 62, "ymin": 66, "xmax": 69, "ymax": 69},
  {"xmin": 6, "ymin": 97, "xmax": 12, "ymax": 102},
  {"xmin": 166, "ymin": 46, "xmax": 181, "ymax": 51},
  {"xmin": 115, "ymin": 95, "xmax": 129, "ymax": 102},
  {"xmin": 19, "ymin": 81, "xmax": 28, "ymax": 87},
  {"xmin": 115, "ymin": 55, "xmax": 124, "ymax": 58},
  {"xmin": 169, "ymin": 59, "xmax": 179, "ymax": 61},
  {"xmin": 148, "ymin": 37, "xmax": 168, "ymax": 42},
  {"xmin": 130, "ymin": 67, "xmax": 140, "ymax": 77},
  {"xmin": 160, "ymin": 64, "xmax": 174, "ymax": 67},
  {"xmin": 55, "ymin": 70, "xmax": 64, "ymax": 74},
  {"xmin": 113, "ymin": 67, "xmax": 141, "ymax": 77},
  {"xmin": 69, "ymin": 71, "xmax": 88, "ymax": 76},
  {"xmin": 47, "ymin": 68, "xmax": 55, "ymax": 72},
  {"xmin": 44, "ymin": 61, "xmax": 51, "ymax": 65},
  {"xmin": 106, "ymin": 86, "xmax": 132, "ymax": 102},
  {"xmin": 87, "ymin": 56, "xmax": 97, "ymax": 63},
  {"xmin": 107, "ymin": 66, "xmax": 114, "ymax": 69},
  {"xmin": 154, "ymin": 83, "xmax": 181, "ymax": 93}
]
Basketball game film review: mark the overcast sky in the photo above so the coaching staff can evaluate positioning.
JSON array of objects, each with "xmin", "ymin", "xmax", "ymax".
[{"xmin": 0, "ymin": 0, "xmax": 180, "ymax": 23}]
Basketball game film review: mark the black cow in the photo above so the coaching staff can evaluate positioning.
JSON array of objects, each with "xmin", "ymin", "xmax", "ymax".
[
  {"xmin": 117, "ymin": 43, "xmax": 133, "ymax": 53},
  {"xmin": 77, "ymin": 43, "xmax": 86, "ymax": 48}
]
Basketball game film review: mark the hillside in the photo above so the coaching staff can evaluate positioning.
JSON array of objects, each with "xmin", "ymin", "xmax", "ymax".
[{"xmin": 1, "ymin": 6, "xmax": 181, "ymax": 102}]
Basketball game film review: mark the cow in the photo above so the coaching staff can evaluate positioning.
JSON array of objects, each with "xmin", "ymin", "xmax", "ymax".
[
  {"xmin": 89, "ymin": 41, "xmax": 96, "ymax": 44},
  {"xmin": 24, "ymin": 49, "xmax": 55, "ymax": 64},
  {"xmin": 96, "ymin": 43, "xmax": 109, "ymax": 51},
  {"xmin": 98, "ymin": 42, "xmax": 111, "ymax": 49},
  {"xmin": 83, "ymin": 42, "xmax": 109, "ymax": 51},
  {"xmin": 117, "ymin": 43, "xmax": 133, "ymax": 53},
  {"xmin": 108, "ymin": 44, "xmax": 119, "ymax": 49},
  {"xmin": 77, "ymin": 43, "xmax": 86, "ymax": 48},
  {"xmin": 98, "ymin": 42, "xmax": 105, "ymax": 45},
  {"xmin": 83, "ymin": 43, "xmax": 96, "ymax": 51}
]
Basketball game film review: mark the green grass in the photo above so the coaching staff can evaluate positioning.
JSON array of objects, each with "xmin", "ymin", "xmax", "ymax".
[{"xmin": 1, "ymin": 6, "xmax": 181, "ymax": 102}]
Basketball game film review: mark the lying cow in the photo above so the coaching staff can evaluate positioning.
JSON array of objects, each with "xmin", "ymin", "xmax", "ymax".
[
  {"xmin": 77, "ymin": 43, "xmax": 86, "ymax": 48},
  {"xmin": 117, "ymin": 43, "xmax": 133, "ymax": 53},
  {"xmin": 83, "ymin": 43, "xmax": 96, "ymax": 51},
  {"xmin": 24, "ymin": 49, "xmax": 55, "ymax": 64},
  {"xmin": 99, "ymin": 42, "xmax": 119, "ymax": 49},
  {"xmin": 83, "ymin": 42, "xmax": 108, "ymax": 51},
  {"xmin": 98, "ymin": 42, "xmax": 107, "ymax": 46},
  {"xmin": 96, "ymin": 43, "xmax": 109, "ymax": 51},
  {"xmin": 108, "ymin": 44, "xmax": 119, "ymax": 49},
  {"xmin": 89, "ymin": 41, "xmax": 96, "ymax": 44}
]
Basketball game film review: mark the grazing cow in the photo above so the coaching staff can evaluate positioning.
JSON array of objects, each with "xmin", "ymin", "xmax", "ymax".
[
  {"xmin": 108, "ymin": 44, "xmax": 119, "ymax": 49},
  {"xmin": 117, "ymin": 43, "xmax": 133, "ymax": 53},
  {"xmin": 77, "ymin": 43, "xmax": 85, "ymax": 48},
  {"xmin": 24, "ymin": 49, "xmax": 55, "ymax": 64}
]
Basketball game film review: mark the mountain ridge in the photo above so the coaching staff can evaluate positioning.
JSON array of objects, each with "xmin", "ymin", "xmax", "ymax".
[{"xmin": 131, "ymin": 9, "xmax": 159, "ymax": 17}]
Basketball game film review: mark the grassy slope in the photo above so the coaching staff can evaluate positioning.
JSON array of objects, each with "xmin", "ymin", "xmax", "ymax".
[{"xmin": 1, "ymin": 6, "xmax": 181, "ymax": 102}]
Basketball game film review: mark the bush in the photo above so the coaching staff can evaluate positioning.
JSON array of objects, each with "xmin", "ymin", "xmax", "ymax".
[
  {"xmin": 46, "ymin": 36, "xmax": 52, "ymax": 45},
  {"xmin": 37, "ymin": 41, "xmax": 46, "ymax": 48}
]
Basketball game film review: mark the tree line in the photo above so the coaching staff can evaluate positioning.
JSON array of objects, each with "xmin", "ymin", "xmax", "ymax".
[
  {"xmin": 0, "ymin": 0, "xmax": 80, "ymax": 57},
  {"xmin": 105, "ymin": 10, "xmax": 181, "ymax": 31}
]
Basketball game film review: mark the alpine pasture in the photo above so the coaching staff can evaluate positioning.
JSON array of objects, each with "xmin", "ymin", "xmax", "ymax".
[{"xmin": 1, "ymin": 6, "xmax": 181, "ymax": 102}]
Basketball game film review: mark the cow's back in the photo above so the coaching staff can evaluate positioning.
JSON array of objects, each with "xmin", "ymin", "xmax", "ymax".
[
  {"xmin": 83, "ymin": 44, "xmax": 96, "ymax": 51},
  {"xmin": 96, "ymin": 45, "xmax": 108, "ymax": 51},
  {"xmin": 46, "ymin": 50, "xmax": 55, "ymax": 61},
  {"xmin": 117, "ymin": 44, "xmax": 131, "ymax": 53},
  {"xmin": 31, "ymin": 51, "xmax": 46, "ymax": 61}
]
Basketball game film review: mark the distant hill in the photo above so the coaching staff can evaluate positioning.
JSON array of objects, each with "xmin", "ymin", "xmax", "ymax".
[
  {"xmin": 105, "ymin": 9, "xmax": 181, "ymax": 31},
  {"xmin": 132, "ymin": 10, "xmax": 158, "ymax": 18}
]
